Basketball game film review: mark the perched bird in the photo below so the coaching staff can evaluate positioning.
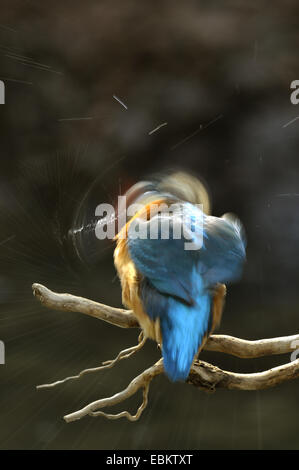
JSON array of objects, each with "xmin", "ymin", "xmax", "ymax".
[{"xmin": 114, "ymin": 172, "xmax": 246, "ymax": 382}]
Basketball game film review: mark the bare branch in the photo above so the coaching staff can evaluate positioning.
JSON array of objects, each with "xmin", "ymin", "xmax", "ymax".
[
  {"xmin": 101, "ymin": 331, "xmax": 146, "ymax": 366},
  {"xmin": 37, "ymin": 332, "xmax": 146, "ymax": 390},
  {"xmin": 64, "ymin": 360, "xmax": 163, "ymax": 423},
  {"xmin": 204, "ymin": 333, "xmax": 299, "ymax": 358},
  {"xmin": 189, "ymin": 357, "xmax": 299, "ymax": 391},
  {"xmin": 32, "ymin": 283, "xmax": 139, "ymax": 328},
  {"xmin": 63, "ymin": 357, "xmax": 299, "ymax": 423}
]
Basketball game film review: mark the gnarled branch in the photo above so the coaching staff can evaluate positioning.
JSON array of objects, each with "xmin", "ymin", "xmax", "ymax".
[
  {"xmin": 37, "ymin": 331, "xmax": 146, "ymax": 390},
  {"xmin": 62, "ymin": 357, "xmax": 299, "ymax": 423},
  {"xmin": 32, "ymin": 283, "xmax": 138, "ymax": 328},
  {"xmin": 32, "ymin": 283, "xmax": 299, "ymax": 422}
]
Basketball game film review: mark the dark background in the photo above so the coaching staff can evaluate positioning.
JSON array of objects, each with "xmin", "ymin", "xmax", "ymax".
[{"xmin": 0, "ymin": 0, "xmax": 299, "ymax": 450}]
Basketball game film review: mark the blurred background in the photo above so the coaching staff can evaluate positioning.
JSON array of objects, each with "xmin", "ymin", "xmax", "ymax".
[{"xmin": 0, "ymin": 0, "xmax": 299, "ymax": 450}]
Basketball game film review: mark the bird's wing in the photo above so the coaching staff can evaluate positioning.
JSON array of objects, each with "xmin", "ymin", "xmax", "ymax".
[
  {"xmin": 127, "ymin": 202, "xmax": 202, "ymax": 304},
  {"xmin": 127, "ymin": 202, "xmax": 246, "ymax": 304},
  {"xmin": 197, "ymin": 212, "xmax": 246, "ymax": 285}
]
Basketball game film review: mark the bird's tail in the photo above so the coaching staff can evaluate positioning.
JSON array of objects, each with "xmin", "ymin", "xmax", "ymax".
[
  {"xmin": 160, "ymin": 293, "xmax": 212, "ymax": 382},
  {"xmin": 140, "ymin": 276, "xmax": 212, "ymax": 382}
]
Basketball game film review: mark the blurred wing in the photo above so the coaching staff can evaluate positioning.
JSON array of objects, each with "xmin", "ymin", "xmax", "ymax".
[
  {"xmin": 199, "ymin": 212, "xmax": 246, "ymax": 285},
  {"xmin": 127, "ymin": 204, "xmax": 246, "ymax": 303},
  {"xmin": 127, "ymin": 202, "xmax": 203, "ymax": 305}
]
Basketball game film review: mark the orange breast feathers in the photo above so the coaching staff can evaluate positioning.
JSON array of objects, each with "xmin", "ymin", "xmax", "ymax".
[{"xmin": 113, "ymin": 199, "xmax": 167, "ymax": 342}]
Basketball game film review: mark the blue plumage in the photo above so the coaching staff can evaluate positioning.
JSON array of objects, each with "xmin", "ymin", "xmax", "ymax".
[
  {"xmin": 140, "ymin": 272, "xmax": 211, "ymax": 381},
  {"xmin": 127, "ymin": 201, "xmax": 246, "ymax": 381}
]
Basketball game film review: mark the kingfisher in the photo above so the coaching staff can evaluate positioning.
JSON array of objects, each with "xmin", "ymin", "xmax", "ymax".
[{"xmin": 114, "ymin": 172, "xmax": 246, "ymax": 382}]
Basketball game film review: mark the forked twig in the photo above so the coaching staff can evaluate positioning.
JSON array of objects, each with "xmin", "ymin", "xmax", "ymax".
[
  {"xmin": 37, "ymin": 332, "xmax": 146, "ymax": 390},
  {"xmin": 64, "ymin": 360, "xmax": 163, "ymax": 423}
]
